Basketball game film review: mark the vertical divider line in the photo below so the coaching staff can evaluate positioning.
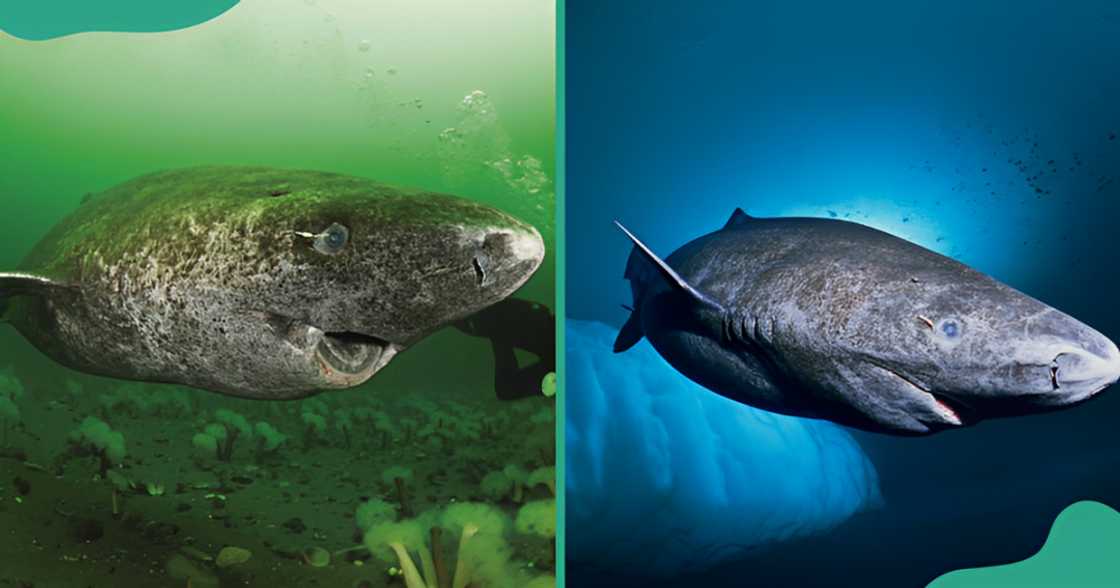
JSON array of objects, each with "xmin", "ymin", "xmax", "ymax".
[{"xmin": 554, "ymin": 0, "xmax": 567, "ymax": 584}]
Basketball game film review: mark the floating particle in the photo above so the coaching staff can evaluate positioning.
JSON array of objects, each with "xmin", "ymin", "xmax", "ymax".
[
  {"xmin": 358, "ymin": 40, "xmax": 370, "ymax": 52},
  {"xmin": 437, "ymin": 127, "xmax": 464, "ymax": 144}
]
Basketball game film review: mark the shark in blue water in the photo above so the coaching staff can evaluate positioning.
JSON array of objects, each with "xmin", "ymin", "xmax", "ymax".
[{"xmin": 615, "ymin": 209, "xmax": 1120, "ymax": 435}]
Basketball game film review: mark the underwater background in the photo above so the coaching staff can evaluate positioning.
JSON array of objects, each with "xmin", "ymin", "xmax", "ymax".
[
  {"xmin": 565, "ymin": 0, "xmax": 1120, "ymax": 586},
  {"xmin": 0, "ymin": 1, "xmax": 556, "ymax": 586}
]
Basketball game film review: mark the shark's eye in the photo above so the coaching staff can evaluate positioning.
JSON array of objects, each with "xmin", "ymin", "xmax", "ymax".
[
  {"xmin": 313, "ymin": 223, "xmax": 349, "ymax": 255},
  {"xmin": 938, "ymin": 319, "xmax": 961, "ymax": 339}
]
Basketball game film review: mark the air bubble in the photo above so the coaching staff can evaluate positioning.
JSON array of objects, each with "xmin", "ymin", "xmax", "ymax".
[{"xmin": 438, "ymin": 128, "xmax": 465, "ymax": 145}]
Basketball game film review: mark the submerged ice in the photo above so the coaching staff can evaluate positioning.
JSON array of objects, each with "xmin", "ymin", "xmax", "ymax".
[{"xmin": 566, "ymin": 320, "xmax": 882, "ymax": 575}]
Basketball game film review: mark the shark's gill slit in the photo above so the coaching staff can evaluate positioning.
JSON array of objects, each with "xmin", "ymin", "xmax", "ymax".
[{"xmin": 1050, "ymin": 364, "xmax": 1061, "ymax": 390}]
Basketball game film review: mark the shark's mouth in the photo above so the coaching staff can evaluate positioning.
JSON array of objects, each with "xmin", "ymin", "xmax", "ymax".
[
  {"xmin": 927, "ymin": 391, "xmax": 970, "ymax": 426},
  {"xmin": 261, "ymin": 311, "xmax": 399, "ymax": 386},
  {"xmin": 313, "ymin": 329, "xmax": 400, "ymax": 386},
  {"xmin": 318, "ymin": 330, "xmax": 389, "ymax": 372},
  {"xmin": 874, "ymin": 362, "xmax": 972, "ymax": 428}
]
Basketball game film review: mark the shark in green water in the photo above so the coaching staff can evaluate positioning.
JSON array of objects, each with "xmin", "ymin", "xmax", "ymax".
[{"xmin": 0, "ymin": 166, "xmax": 544, "ymax": 399}]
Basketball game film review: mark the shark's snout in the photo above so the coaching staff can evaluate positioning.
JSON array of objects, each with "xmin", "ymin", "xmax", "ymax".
[
  {"xmin": 1051, "ymin": 336, "xmax": 1120, "ymax": 403},
  {"xmin": 501, "ymin": 225, "xmax": 546, "ymax": 268},
  {"xmin": 1000, "ymin": 319, "xmax": 1120, "ymax": 412},
  {"xmin": 481, "ymin": 225, "xmax": 545, "ymax": 290}
]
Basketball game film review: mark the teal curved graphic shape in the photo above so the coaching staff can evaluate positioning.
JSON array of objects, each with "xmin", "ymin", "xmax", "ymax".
[
  {"xmin": 0, "ymin": 1, "xmax": 238, "ymax": 41},
  {"xmin": 928, "ymin": 501, "xmax": 1120, "ymax": 587}
]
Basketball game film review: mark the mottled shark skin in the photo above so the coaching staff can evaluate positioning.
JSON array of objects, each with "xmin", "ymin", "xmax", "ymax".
[
  {"xmin": 615, "ymin": 209, "xmax": 1120, "ymax": 435},
  {"xmin": 0, "ymin": 166, "xmax": 544, "ymax": 399}
]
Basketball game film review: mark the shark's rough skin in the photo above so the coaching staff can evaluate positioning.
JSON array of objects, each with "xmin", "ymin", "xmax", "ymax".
[
  {"xmin": 615, "ymin": 209, "xmax": 1120, "ymax": 435},
  {"xmin": 0, "ymin": 166, "xmax": 544, "ymax": 399}
]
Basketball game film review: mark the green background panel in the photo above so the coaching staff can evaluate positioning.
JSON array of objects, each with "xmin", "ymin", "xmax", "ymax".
[
  {"xmin": 0, "ymin": 1, "xmax": 239, "ymax": 40},
  {"xmin": 930, "ymin": 501, "xmax": 1120, "ymax": 588}
]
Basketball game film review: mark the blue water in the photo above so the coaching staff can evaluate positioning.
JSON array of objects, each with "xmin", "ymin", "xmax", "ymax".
[
  {"xmin": 566, "ymin": 1, "xmax": 1120, "ymax": 585},
  {"xmin": 566, "ymin": 320, "xmax": 880, "ymax": 576}
]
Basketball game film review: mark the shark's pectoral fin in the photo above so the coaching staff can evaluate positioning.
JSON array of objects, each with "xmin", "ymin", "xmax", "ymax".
[{"xmin": 0, "ymin": 272, "xmax": 75, "ymax": 322}]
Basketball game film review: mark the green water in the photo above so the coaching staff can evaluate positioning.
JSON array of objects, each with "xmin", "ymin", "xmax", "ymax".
[{"xmin": 0, "ymin": 1, "xmax": 556, "ymax": 586}]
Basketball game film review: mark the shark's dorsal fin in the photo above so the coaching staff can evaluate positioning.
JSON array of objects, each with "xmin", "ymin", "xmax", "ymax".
[
  {"xmin": 723, "ymin": 207, "xmax": 754, "ymax": 230},
  {"xmin": 0, "ymin": 272, "xmax": 74, "ymax": 322}
]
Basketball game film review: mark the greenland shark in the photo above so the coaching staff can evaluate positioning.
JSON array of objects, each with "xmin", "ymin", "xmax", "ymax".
[
  {"xmin": 0, "ymin": 166, "xmax": 544, "ymax": 399},
  {"xmin": 615, "ymin": 209, "xmax": 1120, "ymax": 435}
]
